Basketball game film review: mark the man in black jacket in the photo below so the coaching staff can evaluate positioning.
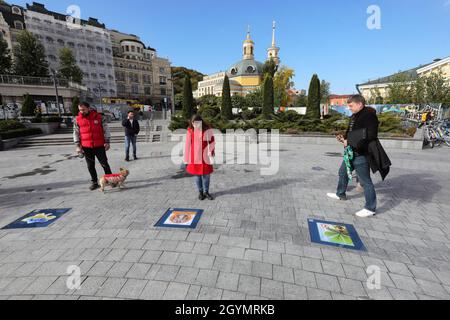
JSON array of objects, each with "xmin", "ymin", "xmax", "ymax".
[
  {"xmin": 122, "ymin": 110, "xmax": 140, "ymax": 161},
  {"xmin": 327, "ymin": 95, "xmax": 389, "ymax": 218}
]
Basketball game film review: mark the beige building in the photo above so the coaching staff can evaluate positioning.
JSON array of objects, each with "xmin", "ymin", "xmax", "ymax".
[
  {"xmin": 0, "ymin": 2, "xmax": 25, "ymax": 57},
  {"xmin": 357, "ymin": 56, "xmax": 450, "ymax": 103},
  {"xmin": 110, "ymin": 30, "xmax": 172, "ymax": 107}
]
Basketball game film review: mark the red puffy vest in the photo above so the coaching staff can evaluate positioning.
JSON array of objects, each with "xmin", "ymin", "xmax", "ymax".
[{"xmin": 76, "ymin": 111, "xmax": 105, "ymax": 148}]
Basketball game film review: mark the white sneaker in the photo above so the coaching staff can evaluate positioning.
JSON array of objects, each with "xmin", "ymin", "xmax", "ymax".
[
  {"xmin": 356, "ymin": 209, "xmax": 376, "ymax": 218},
  {"xmin": 327, "ymin": 193, "xmax": 346, "ymax": 201}
]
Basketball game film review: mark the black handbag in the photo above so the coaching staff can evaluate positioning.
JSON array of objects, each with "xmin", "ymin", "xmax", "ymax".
[{"xmin": 347, "ymin": 128, "xmax": 367, "ymax": 148}]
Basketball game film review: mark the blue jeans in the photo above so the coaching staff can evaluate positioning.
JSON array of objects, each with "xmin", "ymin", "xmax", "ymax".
[
  {"xmin": 125, "ymin": 135, "xmax": 137, "ymax": 159},
  {"xmin": 195, "ymin": 175, "xmax": 211, "ymax": 193},
  {"xmin": 337, "ymin": 156, "xmax": 377, "ymax": 212}
]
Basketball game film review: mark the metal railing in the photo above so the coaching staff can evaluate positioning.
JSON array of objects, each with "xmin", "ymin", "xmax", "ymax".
[{"xmin": 0, "ymin": 74, "xmax": 69, "ymax": 87}]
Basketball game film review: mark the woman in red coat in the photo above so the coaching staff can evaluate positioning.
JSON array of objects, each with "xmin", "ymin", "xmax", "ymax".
[{"xmin": 184, "ymin": 115, "xmax": 215, "ymax": 201}]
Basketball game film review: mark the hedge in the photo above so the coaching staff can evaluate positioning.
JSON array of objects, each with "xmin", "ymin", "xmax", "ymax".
[
  {"xmin": 30, "ymin": 117, "xmax": 62, "ymax": 123},
  {"xmin": 0, "ymin": 128, "xmax": 42, "ymax": 140},
  {"xmin": 0, "ymin": 120, "xmax": 26, "ymax": 132}
]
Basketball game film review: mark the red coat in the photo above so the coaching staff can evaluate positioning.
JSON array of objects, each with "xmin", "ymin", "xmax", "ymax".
[
  {"xmin": 184, "ymin": 127, "xmax": 215, "ymax": 176},
  {"xmin": 76, "ymin": 111, "xmax": 105, "ymax": 148}
]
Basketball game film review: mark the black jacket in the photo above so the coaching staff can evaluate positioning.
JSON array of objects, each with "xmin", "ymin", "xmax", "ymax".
[
  {"xmin": 346, "ymin": 107, "xmax": 391, "ymax": 180},
  {"xmin": 346, "ymin": 107, "xmax": 379, "ymax": 155},
  {"xmin": 122, "ymin": 119, "xmax": 140, "ymax": 136},
  {"xmin": 368, "ymin": 139, "xmax": 392, "ymax": 181}
]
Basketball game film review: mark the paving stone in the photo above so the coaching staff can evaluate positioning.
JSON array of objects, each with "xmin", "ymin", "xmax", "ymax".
[
  {"xmin": 140, "ymin": 280, "xmax": 168, "ymax": 300},
  {"xmin": 261, "ymin": 279, "xmax": 284, "ymax": 299},
  {"xmin": 273, "ymin": 266, "xmax": 295, "ymax": 284},
  {"xmin": 106, "ymin": 262, "xmax": 133, "ymax": 278},
  {"xmin": 307, "ymin": 287, "xmax": 332, "ymax": 300},
  {"xmin": 194, "ymin": 255, "xmax": 215, "ymax": 269},
  {"xmin": 251, "ymin": 262, "xmax": 273, "ymax": 279},
  {"xmin": 117, "ymin": 279, "xmax": 148, "ymax": 299},
  {"xmin": 301, "ymin": 257, "xmax": 323, "ymax": 273},
  {"xmin": 125, "ymin": 263, "xmax": 152, "ymax": 279},
  {"xmin": 321, "ymin": 260, "xmax": 346, "ymax": 277},
  {"xmin": 389, "ymin": 274, "xmax": 422, "ymax": 293},
  {"xmin": 238, "ymin": 275, "xmax": 261, "ymax": 296},
  {"xmin": 163, "ymin": 282, "xmax": 190, "ymax": 300},
  {"xmin": 315, "ymin": 274, "xmax": 341, "ymax": 293},
  {"xmin": 198, "ymin": 287, "xmax": 223, "ymax": 300},
  {"xmin": 175, "ymin": 267, "xmax": 199, "ymax": 285},
  {"xmin": 96, "ymin": 278, "xmax": 127, "ymax": 298},
  {"xmin": 294, "ymin": 269, "xmax": 317, "ymax": 288},
  {"xmin": 195, "ymin": 270, "xmax": 219, "ymax": 287}
]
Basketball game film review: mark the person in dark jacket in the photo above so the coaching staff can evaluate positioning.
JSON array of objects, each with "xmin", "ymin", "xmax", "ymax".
[
  {"xmin": 327, "ymin": 95, "xmax": 390, "ymax": 218},
  {"xmin": 122, "ymin": 110, "xmax": 140, "ymax": 161},
  {"xmin": 74, "ymin": 102, "xmax": 113, "ymax": 191}
]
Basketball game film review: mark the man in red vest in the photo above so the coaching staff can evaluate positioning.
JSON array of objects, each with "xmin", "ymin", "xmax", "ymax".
[{"xmin": 73, "ymin": 102, "xmax": 113, "ymax": 190}]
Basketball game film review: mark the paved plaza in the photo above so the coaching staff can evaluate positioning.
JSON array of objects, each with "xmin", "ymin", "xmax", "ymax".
[{"xmin": 1, "ymin": 138, "xmax": 450, "ymax": 300}]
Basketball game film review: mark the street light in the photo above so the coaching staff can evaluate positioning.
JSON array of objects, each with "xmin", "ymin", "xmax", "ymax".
[{"xmin": 50, "ymin": 68, "xmax": 62, "ymax": 118}]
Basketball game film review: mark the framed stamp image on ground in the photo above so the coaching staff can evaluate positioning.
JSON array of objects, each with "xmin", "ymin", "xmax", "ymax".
[
  {"xmin": 154, "ymin": 208, "xmax": 204, "ymax": 229},
  {"xmin": 308, "ymin": 219, "xmax": 366, "ymax": 251},
  {"xmin": 2, "ymin": 208, "xmax": 72, "ymax": 230}
]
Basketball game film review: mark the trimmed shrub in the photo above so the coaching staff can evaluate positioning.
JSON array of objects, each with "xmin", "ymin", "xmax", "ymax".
[
  {"xmin": 0, "ymin": 128, "xmax": 42, "ymax": 140},
  {"xmin": 0, "ymin": 120, "xmax": 25, "ymax": 132}
]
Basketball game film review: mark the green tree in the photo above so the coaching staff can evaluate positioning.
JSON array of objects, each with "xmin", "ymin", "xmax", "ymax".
[
  {"xmin": 306, "ymin": 74, "xmax": 321, "ymax": 119},
  {"xmin": 263, "ymin": 58, "xmax": 277, "ymax": 78},
  {"xmin": 21, "ymin": 94, "xmax": 35, "ymax": 117},
  {"xmin": 0, "ymin": 36, "xmax": 12, "ymax": 74},
  {"xmin": 294, "ymin": 93, "xmax": 308, "ymax": 107},
  {"xmin": 386, "ymin": 73, "xmax": 413, "ymax": 104},
  {"xmin": 221, "ymin": 75, "xmax": 233, "ymax": 120},
  {"xmin": 423, "ymin": 71, "xmax": 449, "ymax": 104},
  {"xmin": 71, "ymin": 96, "xmax": 80, "ymax": 116},
  {"xmin": 232, "ymin": 95, "xmax": 246, "ymax": 111},
  {"xmin": 262, "ymin": 74, "xmax": 274, "ymax": 119},
  {"xmin": 274, "ymin": 67, "xmax": 295, "ymax": 108},
  {"xmin": 244, "ymin": 88, "xmax": 262, "ymax": 111},
  {"xmin": 13, "ymin": 30, "xmax": 49, "ymax": 77},
  {"xmin": 59, "ymin": 47, "xmax": 83, "ymax": 84},
  {"xmin": 368, "ymin": 86, "xmax": 384, "ymax": 104},
  {"xmin": 171, "ymin": 66, "xmax": 204, "ymax": 95},
  {"xmin": 320, "ymin": 80, "xmax": 331, "ymax": 105},
  {"xmin": 182, "ymin": 74, "xmax": 195, "ymax": 119}
]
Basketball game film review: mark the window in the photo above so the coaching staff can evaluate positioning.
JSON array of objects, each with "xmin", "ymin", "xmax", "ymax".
[
  {"xmin": 91, "ymin": 73, "xmax": 97, "ymax": 79},
  {"xmin": 46, "ymin": 36, "xmax": 54, "ymax": 44},
  {"xmin": 132, "ymin": 84, "xmax": 139, "ymax": 94},
  {"xmin": 96, "ymin": 47, "xmax": 103, "ymax": 53},
  {"xmin": 131, "ymin": 46, "xmax": 135, "ymax": 53},
  {"xmin": 48, "ymin": 55, "xmax": 57, "ymax": 61},
  {"xmin": 159, "ymin": 67, "xmax": 165, "ymax": 73},
  {"xmin": 110, "ymin": 89, "xmax": 116, "ymax": 95},
  {"xmin": 108, "ymin": 75, "xmax": 114, "ymax": 80},
  {"xmin": 161, "ymin": 88, "xmax": 166, "ymax": 96},
  {"xmin": 67, "ymin": 42, "xmax": 75, "ymax": 48},
  {"xmin": 98, "ymin": 62, "xmax": 105, "ymax": 67},
  {"xmin": 14, "ymin": 21, "xmax": 24, "ymax": 30},
  {"xmin": 106, "ymin": 63, "xmax": 112, "ymax": 67},
  {"xmin": 78, "ymin": 43, "xmax": 85, "ymax": 49},
  {"xmin": 159, "ymin": 76, "xmax": 167, "ymax": 85},
  {"xmin": 57, "ymin": 39, "xmax": 65, "ymax": 46},
  {"xmin": 12, "ymin": 6, "xmax": 21, "ymax": 15},
  {"xmin": 125, "ymin": 45, "xmax": 130, "ymax": 52},
  {"xmin": 144, "ymin": 87, "xmax": 151, "ymax": 95},
  {"xmin": 32, "ymin": 17, "xmax": 41, "ymax": 22},
  {"xmin": 87, "ymin": 45, "xmax": 94, "ymax": 52},
  {"xmin": 99, "ymin": 74, "xmax": 106, "ymax": 79},
  {"xmin": 105, "ymin": 48, "xmax": 112, "ymax": 54}
]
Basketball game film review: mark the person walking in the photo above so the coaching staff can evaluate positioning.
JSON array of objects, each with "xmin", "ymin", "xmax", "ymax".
[
  {"xmin": 74, "ymin": 102, "xmax": 113, "ymax": 191},
  {"xmin": 184, "ymin": 115, "xmax": 215, "ymax": 201},
  {"xmin": 327, "ymin": 95, "xmax": 391, "ymax": 218},
  {"xmin": 122, "ymin": 110, "xmax": 140, "ymax": 161}
]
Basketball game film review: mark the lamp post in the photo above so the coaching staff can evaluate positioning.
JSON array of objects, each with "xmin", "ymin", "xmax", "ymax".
[{"xmin": 50, "ymin": 68, "xmax": 62, "ymax": 118}]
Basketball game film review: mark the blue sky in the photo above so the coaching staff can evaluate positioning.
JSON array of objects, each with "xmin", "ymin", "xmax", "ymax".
[{"xmin": 12, "ymin": 0, "xmax": 450, "ymax": 93}]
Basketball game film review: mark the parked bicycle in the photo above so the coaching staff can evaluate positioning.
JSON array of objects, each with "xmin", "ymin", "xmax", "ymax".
[{"xmin": 423, "ymin": 120, "xmax": 450, "ymax": 148}]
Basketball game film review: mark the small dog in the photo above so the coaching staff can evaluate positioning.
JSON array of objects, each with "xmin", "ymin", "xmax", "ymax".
[{"xmin": 99, "ymin": 168, "xmax": 130, "ymax": 193}]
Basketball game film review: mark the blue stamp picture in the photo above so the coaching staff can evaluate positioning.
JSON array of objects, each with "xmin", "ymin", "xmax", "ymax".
[
  {"xmin": 2, "ymin": 208, "xmax": 72, "ymax": 230},
  {"xmin": 308, "ymin": 219, "xmax": 366, "ymax": 251},
  {"xmin": 155, "ymin": 208, "xmax": 203, "ymax": 229}
]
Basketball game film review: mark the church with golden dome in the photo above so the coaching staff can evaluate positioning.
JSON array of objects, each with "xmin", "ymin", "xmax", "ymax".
[{"xmin": 194, "ymin": 22, "xmax": 281, "ymax": 98}]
